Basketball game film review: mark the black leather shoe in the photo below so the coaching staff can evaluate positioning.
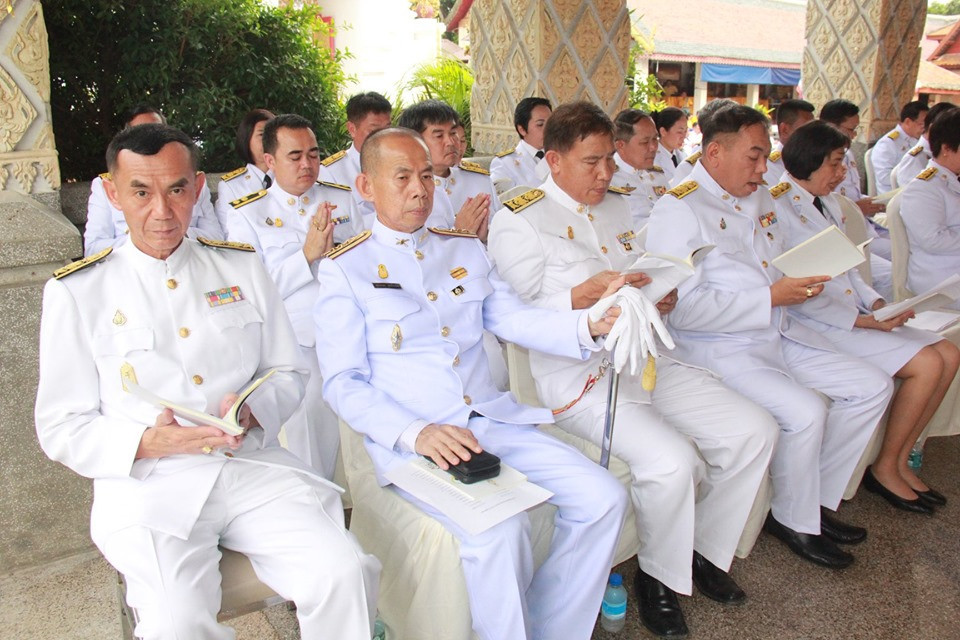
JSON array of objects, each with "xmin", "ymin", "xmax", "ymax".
[
  {"xmin": 916, "ymin": 487, "xmax": 947, "ymax": 507},
  {"xmin": 692, "ymin": 552, "xmax": 746, "ymax": 604},
  {"xmin": 820, "ymin": 507, "xmax": 867, "ymax": 545},
  {"xmin": 763, "ymin": 514, "xmax": 854, "ymax": 569},
  {"xmin": 863, "ymin": 467, "xmax": 934, "ymax": 514},
  {"xmin": 634, "ymin": 570, "xmax": 689, "ymax": 637}
]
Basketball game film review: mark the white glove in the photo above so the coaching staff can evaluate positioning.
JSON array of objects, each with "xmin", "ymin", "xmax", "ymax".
[{"xmin": 588, "ymin": 285, "xmax": 675, "ymax": 376}]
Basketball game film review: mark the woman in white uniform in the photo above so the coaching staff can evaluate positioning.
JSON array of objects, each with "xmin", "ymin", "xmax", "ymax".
[
  {"xmin": 214, "ymin": 109, "xmax": 275, "ymax": 230},
  {"xmin": 652, "ymin": 107, "xmax": 688, "ymax": 183},
  {"xmin": 774, "ymin": 120, "xmax": 960, "ymax": 513}
]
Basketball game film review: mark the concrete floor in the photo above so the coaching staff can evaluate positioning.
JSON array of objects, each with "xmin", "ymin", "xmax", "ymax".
[{"xmin": 3, "ymin": 436, "xmax": 958, "ymax": 640}]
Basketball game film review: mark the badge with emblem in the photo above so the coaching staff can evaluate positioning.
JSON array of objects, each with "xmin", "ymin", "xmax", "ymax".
[
  {"xmin": 653, "ymin": 186, "xmax": 667, "ymax": 197},
  {"xmin": 450, "ymin": 266, "xmax": 468, "ymax": 280},
  {"xmin": 567, "ymin": 226, "xmax": 575, "ymax": 239},
  {"xmin": 206, "ymin": 286, "xmax": 244, "ymax": 307},
  {"xmin": 767, "ymin": 232, "xmax": 775, "ymax": 241},
  {"xmin": 113, "ymin": 310, "xmax": 126, "ymax": 326},
  {"xmin": 451, "ymin": 285, "xmax": 465, "ymax": 296},
  {"xmin": 800, "ymin": 215, "xmax": 808, "ymax": 224},
  {"xmin": 331, "ymin": 215, "xmax": 350, "ymax": 226},
  {"xmin": 616, "ymin": 230, "xmax": 636, "ymax": 252},
  {"xmin": 720, "ymin": 218, "xmax": 727, "ymax": 230},
  {"xmin": 378, "ymin": 264, "xmax": 389, "ymax": 279},
  {"xmin": 391, "ymin": 324, "xmax": 403, "ymax": 352}
]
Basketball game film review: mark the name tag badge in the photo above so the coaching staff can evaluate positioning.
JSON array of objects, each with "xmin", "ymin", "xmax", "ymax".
[
  {"xmin": 372, "ymin": 282, "xmax": 402, "ymax": 289},
  {"xmin": 451, "ymin": 285, "xmax": 465, "ymax": 296}
]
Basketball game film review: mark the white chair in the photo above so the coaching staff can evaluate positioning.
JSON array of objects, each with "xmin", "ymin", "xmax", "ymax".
[
  {"xmin": 837, "ymin": 195, "xmax": 873, "ymax": 283},
  {"xmin": 883, "ymin": 192, "xmax": 913, "ymax": 302},
  {"xmin": 889, "ymin": 166, "xmax": 900, "ymax": 190},
  {"xmin": 864, "ymin": 147, "xmax": 877, "ymax": 196}
]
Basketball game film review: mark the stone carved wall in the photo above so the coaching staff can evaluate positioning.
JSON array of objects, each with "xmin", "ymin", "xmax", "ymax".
[
  {"xmin": 0, "ymin": 0, "xmax": 59, "ymax": 194},
  {"xmin": 469, "ymin": 0, "xmax": 631, "ymax": 154},
  {"xmin": 803, "ymin": 0, "xmax": 927, "ymax": 142}
]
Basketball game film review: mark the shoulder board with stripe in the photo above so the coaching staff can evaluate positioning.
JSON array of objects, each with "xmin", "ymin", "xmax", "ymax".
[
  {"xmin": 53, "ymin": 247, "xmax": 112, "ymax": 280},
  {"xmin": 459, "ymin": 160, "xmax": 490, "ymax": 175},
  {"xmin": 684, "ymin": 151, "xmax": 702, "ymax": 165},
  {"xmin": 917, "ymin": 167, "xmax": 938, "ymax": 181},
  {"xmin": 98, "ymin": 172, "xmax": 111, "ymax": 181},
  {"xmin": 769, "ymin": 182, "xmax": 791, "ymax": 199},
  {"xmin": 320, "ymin": 149, "xmax": 347, "ymax": 167},
  {"xmin": 768, "ymin": 150, "xmax": 782, "ymax": 162},
  {"xmin": 220, "ymin": 166, "xmax": 247, "ymax": 182},
  {"xmin": 502, "ymin": 188, "xmax": 545, "ymax": 213},
  {"xmin": 230, "ymin": 189, "xmax": 267, "ymax": 209},
  {"xmin": 908, "ymin": 145, "xmax": 924, "ymax": 157},
  {"xmin": 887, "ymin": 130, "xmax": 900, "ymax": 140},
  {"xmin": 495, "ymin": 148, "xmax": 515, "ymax": 158},
  {"xmin": 317, "ymin": 180, "xmax": 351, "ymax": 191},
  {"xmin": 608, "ymin": 185, "xmax": 631, "ymax": 195},
  {"xmin": 323, "ymin": 230, "xmax": 371, "ymax": 259},
  {"xmin": 429, "ymin": 227, "xmax": 479, "ymax": 238},
  {"xmin": 197, "ymin": 237, "xmax": 255, "ymax": 252},
  {"xmin": 649, "ymin": 165, "xmax": 665, "ymax": 173},
  {"xmin": 666, "ymin": 181, "xmax": 698, "ymax": 199}
]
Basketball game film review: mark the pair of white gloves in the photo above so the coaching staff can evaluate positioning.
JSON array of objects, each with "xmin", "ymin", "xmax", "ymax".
[{"xmin": 587, "ymin": 285, "xmax": 675, "ymax": 382}]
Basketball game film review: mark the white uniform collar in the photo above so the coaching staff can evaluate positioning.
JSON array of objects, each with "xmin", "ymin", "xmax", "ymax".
[
  {"xmin": 783, "ymin": 174, "xmax": 817, "ymax": 205},
  {"xmin": 120, "ymin": 234, "xmax": 194, "ymax": 274},
  {"xmin": 518, "ymin": 139, "xmax": 541, "ymax": 160},
  {"xmin": 269, "ymin": 181, "xmax": 320, "ymax": 210},
  {"xmin": 928, "ymin": 159, "xmax": 960, "ymax": 194},
  {"xmin": 614, "ymin": 151, "xmax": 643, "ymax": 176},
  {"xmin": 894, "ymin": 123, "xmax": 916, "ymax": 146},
  {"xmin": 371, "ymin": 218, "xmax": 431, "ymax": 252},
  {"xmin": 541, "ymin": 175, "xmax": 594, "ymax": 217},
  {"xmin": 691, "ymin": 162, "xmax": 745, "ymax": 211}
]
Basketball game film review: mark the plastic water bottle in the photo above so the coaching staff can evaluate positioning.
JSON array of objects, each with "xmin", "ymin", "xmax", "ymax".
[
  {"xmin": 372, "ymin": 616, "xmax": 386, "ymax": 640},
  {"xmin": 600, "ymin": 572, "xmax": 627, "ymax": 632},
  {"xmin": 908, "ymin": 441, "xmax": 924, "ymax": 471}
]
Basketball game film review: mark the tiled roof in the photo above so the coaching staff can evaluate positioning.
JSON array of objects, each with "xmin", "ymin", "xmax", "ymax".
[{"xmin": 917, "ymin": 59, "xmax": 960, "ymax": 93}]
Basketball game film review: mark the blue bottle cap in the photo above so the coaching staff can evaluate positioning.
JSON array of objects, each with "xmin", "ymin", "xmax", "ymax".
[{"xmin": 609, "ymin": 572, "xmax": 622, "ymax": 586}]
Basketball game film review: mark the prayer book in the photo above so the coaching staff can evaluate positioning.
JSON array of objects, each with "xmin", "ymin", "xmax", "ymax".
[
  {"xmin": 874, "ymin": 274, "xmax": 960, "ymax": 322},
  {"xmin": 772, "ymin": 225, "xmax": 869, "ymax": 278},
  {"xmin": 623, "ymin": 245, "xmax": 715, "ymax": 303}
]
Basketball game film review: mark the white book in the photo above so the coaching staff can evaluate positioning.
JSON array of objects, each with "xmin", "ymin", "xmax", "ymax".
[
  {"xmin": 772, "ymin": 225, "xmax": 870, "ymax": 278},
  {"xmin": 871, "ymin": 188, "xmax": 902, "ymax": 205},
  {"xmin": 905, "ymin": 310, "xmax": 960, "ymax": 333},
  {"xmin": 874, "ymin": 274, "xmax": 960, "ymax": 322},
  {"xmin": 622, "ymin": 245, "xmax": 715, "ymax": 303}
]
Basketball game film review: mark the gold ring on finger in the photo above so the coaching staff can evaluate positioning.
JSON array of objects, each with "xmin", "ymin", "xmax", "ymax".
[
  {"xmin": 805, "ymin": 287, "xmax": 814, "ymax": 298},
  {"xmin": 202, "ymin": 445, "xmax": 213, "ymax": 454}
]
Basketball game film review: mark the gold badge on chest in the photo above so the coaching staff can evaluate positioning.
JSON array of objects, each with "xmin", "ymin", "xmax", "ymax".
[
  {"xmin": 567, "ymin": 226, "xmax": 575, "ymax": 239},
  {"xmin": 378, "ymin": 264, "xmax": 389, "ymax": 279},
  {"xmin": 391, "ymin": 324, "xmax": 403, "ymax": 351},
  {"xmin": 112, "ymin": 309, "xmax": 126, "ymax": 326}
]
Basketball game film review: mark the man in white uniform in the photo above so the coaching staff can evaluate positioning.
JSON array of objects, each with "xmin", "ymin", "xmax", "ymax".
[
  {"xmin": 490, "ymin": 97, "xmax": 552, "ymax": 193},
  {"xmin": 225, "ymin": 114, "xmax": 364, "ymax": 478},
  {"xmin": 893, "ymin": 102, "xmax": 958, "ymax": 190},
  {"xmin": 488, "ymin": 102, "xmax": 778, "ymax": 638},
  {"xmin": 85, "ymin": 105, "xmax": 222, "ymax": 256},
  {"xmin": 35, "ymin": 123, "xmax": 379, "ymax": 640},
  {"xmin": 870, "ymin": 100, "xmax": 927, "ymax": 194},
  {"xmin": 901, "ymin": 108, "xmax": 960, "ymax": 307},
  {"xmin": 762, "ymin": 99, "xmax": 814, "ymax": 185},
  {"xmin": 315, "ymin": 128, "xmax": 628, "ymax": 640},
  {"xmin": 670, "ymin": 99, "xmax": 738, "ymax": 188},
  {"xmin": 646, "ymin": 105, "xmax": 894, "ymax": 571},
  {"xmin": 609, "ymin": 109, "xmax": 671, "ymax": 228}
]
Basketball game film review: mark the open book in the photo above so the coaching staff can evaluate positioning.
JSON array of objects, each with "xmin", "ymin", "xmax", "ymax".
[
  {"xmin": 622, "ymin": 245, "xmax": 715, "ymax": 303},
  {"xmin": 120, "ymin": 363, "xmax": 277, "ymax": 436},
  {"xmin": 906, "ymin": 310, "xmax": 960, "ymax": 333},
  {"xmin": 772, "ymin": 225, "xmax": 870, "ymax": 278},
  {"xmin": 874, "ymin": 274, "xmax": 960, "ymax": 322}
]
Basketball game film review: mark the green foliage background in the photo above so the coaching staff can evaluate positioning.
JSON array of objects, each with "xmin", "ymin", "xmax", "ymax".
[
  {"xmin": 928, "ymin": 1, "xmax": 960, "ymax": 15},
  {"xmin": 47, "ymin": 0, "xmax": 351, "ymax": 180},
  {"xmin": 397, "ymin": 57, "xmax": 474, "ymax": 152}
]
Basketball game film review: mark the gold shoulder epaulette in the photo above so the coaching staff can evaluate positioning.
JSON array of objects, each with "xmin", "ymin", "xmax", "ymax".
[
  {"xmin": 908, "ymin": 145, "xmax": 924, "ymax": 157},
  {"xmin": 53, "ymin": 247, "xmax": 112, "ymax": 280},
  {"xmin": 220, "ymin": 166, "xmax": 247, "ymax": 182},
  {"xmin": 429, "ymin": 227, "xmax": 479, "ymax": 238},
  {"xmin": 649, "ymin": 165, "xmax": 665, "ymax": 173},
  {"xmin": 608, "ymin": 185, "xmax": 631, "ymax": 195},
  {"xmin": 495, "ymin": 148, "xmax": 515, "ymax": 158},
  {"xmin": 197, "ymin": 237, "xmax": 255, "ymax": 252},
  {"xmin": 230, "ymin": 189, "xmax": 267, "ymax": 209},
  {"xmin": 503, "ymin": 188, "xmax": 545, "ymax": 214},
  {"xmin": 685, "ymin": 151, "xmax": 702, "ymax": 165},
  {"xmin": 99, "ymin": 172, "xmax": 111, "ymax": 181},
  {"xmin": 917, "ymin": 167, "xmax": 938, "ymax": 181},
  {"xmin": 667, "ymin": 181, "xmax": 698, "ymax": 199},
  {"xmin": 769, "ymin": 150, "xmax": 782, "ymax": 162},
  {"xmin": 318, "ymin": 180, "xmax": 351, "ymax": 191},
  {"xmin": 769, "ymin": 182, "xmax": 791, "ymax": 199},
  {"xmin": 459, "ymin": 160, "xmax": 490, "ymax": 175},
  {"xmin": 320, "ymin": 149, "xmax": 347, "ymax": 167},
  {"xmin": 887, "ymin": 130, "xmax": 900, "ymax": 140},
  {"xmin": 323, "ymin": 230, "xmax": 371, "ymax": 259}
]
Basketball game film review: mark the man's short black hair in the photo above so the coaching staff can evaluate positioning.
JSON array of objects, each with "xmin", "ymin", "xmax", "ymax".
[
  {"xmin": 782, "ymin": 120, "xmax": 849, "ymax": 181},
  {"xmin": 543, "ymin": 101, "xmax": 614, "ymax": 153},
  {"xmin": 106, "ymin": 123, "xmax": 197, "ymax": 173},
  {"xmin": 819, "ymin": 99, "xmax": 859, "ymax": 126},
  {"xmin": 613, "ymin": 109, "xmax": 652, "ymax": 143},
  {"xmin": 262, "ymin": 114, "xmax": 313, "ymax": 156},
  {"xmin": 396, "ymin": 100, "xmax": 459, "ymax": 134},
  {"xmin": 696, "ymin": 99, "xmax": 738, "ymax": 140},
  {"xmin": 776, "ymin": 99, "xmax": 815, "ymax": 126},
  {"xmin": 652, "ymin": 107, "xmax": 686, "ymax": 134},
  {"xmin": 930, "ymin": 108, "xmax": 960, "ymax": 157},
  {"xmin": 345, "ymin": 92, "xmax": 392, "ymax": 123},
  {"xmin": 514, "ymin": 97, "xmax": 552, "ymax": 137},
  {"xmin": 121, "ymin": 104, "xmax": 166, "ymax": 128},
  {"xmin": 702, "ymin": 105, "xmax": 770, "ymax": 147},
  {"xmin": 235, "ymin": 109, "xmax": 275, "ymax": 164},
  {"xmin": 900, "ymin": 100, "xmax": 929, "ymax": 123},
  {"xmin": 923, "ymin": 102, "xmax": 958, "ymax": 134}
]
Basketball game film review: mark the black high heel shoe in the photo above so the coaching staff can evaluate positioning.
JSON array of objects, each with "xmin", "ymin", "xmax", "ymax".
[{"xmin": 863, "ymin": 467, "xmax": 934, "ymax": 514}]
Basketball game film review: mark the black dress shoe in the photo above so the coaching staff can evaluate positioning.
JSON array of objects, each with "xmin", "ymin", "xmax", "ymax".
[
  {"xmin": 763, "ymin": 514, "xmax": 854, "ymax": 569},
  {"xmin": 634, "ymin": 570, "xmax": 689, "ymax": 637},
  {"xmin": 820, "ymin": 507, "xmax": 867, "ymax": 545},
  {"xmin": 916, "ymin": 487, "xmax": 947, "ymax": 507},
  {"xmin": 692, "ymin": 552, "xmax": 746, "ymax": 604},
  {"xmin": 862, "ymin": 467, "xmax": 934, "ymax": 514}
]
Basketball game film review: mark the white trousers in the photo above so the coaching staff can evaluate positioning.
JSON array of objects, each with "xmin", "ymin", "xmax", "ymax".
[
  {"xmin": 723, "ymin": 340, "xmax": 893, "ymax": 534},
  {"xmin": 397, "ymin": 416, "xmax": 627, "ymax": 640},
  {"xmin": 559, "ymin": 361, "xmax": 778, "ymax": 594},
  {"xmin": 99, "ymin": 462, "xmax": 380, "ymax": 640},
  {"xmin": 284, "ymin": 345, "xmax": 341, "ymax": 479}
]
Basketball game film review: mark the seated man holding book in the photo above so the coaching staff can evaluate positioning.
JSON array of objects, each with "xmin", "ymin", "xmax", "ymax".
[
  {"xmin": 487, "ymin": 101, "xmax": 778, "ymax": 639},
  {"xmin": 35, "ymin": 124, "xmax": 380, "ymax": 640},
  {"xmin": 646, "ymin": 105, "xmax": 894, "ymax": 571}
]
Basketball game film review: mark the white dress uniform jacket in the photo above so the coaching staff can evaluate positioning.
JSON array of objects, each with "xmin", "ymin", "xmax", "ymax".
[
  {"xmin": 762, "ymin": 142, "xmax": 785, "ymax": 186},
  {"xmin": 654, "ymin": 142, "xmax": 686, "ymax": 183},
  {"xmin": 669, "ymin": 151, "xmax": 700, "ymax": 188},
  {"xmin": 319, "ymin": 145, "xmax": 377, "ymax": 221},
  {"xmin": 436, "ymin": 161, "xmax": 502, "ymax": 215},
  {"xmin": 871, "ymin": 124, "xmax": 917, "ymax": 194},
  {"xmin": 901, "ymin": 160, "xmax": 960, "ymax": 307},
  {"xmin": 611, "ymin": 152, "xmax": 670, "ymax": 227},
  {"xmin": 315, "ymin": 220, "xmax": 627, "ymax": 640},
  {"xmin": 84, "ymin": 175, "xmax": 223, "ymax": 256},
  {"xmin": 488, "ymin": 177, "xmax": 777, "ymax": 593},
  {"xmin": 646, "ymin": 163, "xmax": 893, "ymax": 533},
  {"xmin": 489, "ymin": 139, "xmax": 543, "ymax": 192},
  {"xmin": 214, "ymin": 163, "xmax": 271, "ymax": 231},
  {"xmin": 893, "ymin": 137, "xmax": 931, "ymax": 190}
]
